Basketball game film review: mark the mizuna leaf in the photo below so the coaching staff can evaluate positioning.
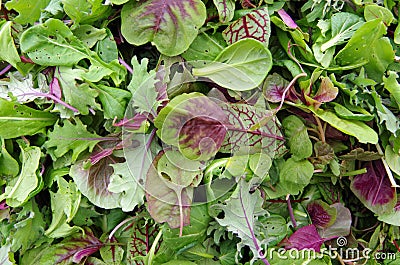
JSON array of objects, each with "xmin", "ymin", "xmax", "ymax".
[
  {"xmin": 213, "ymin": 0, "xmax": 235, "ymax": 23},
  {"xmin": 0, "ymin": 98, "xmax": 57, "ymax": 139},
  {"xmin": 281, "ymin": 225, "xmax": 324, "ymax": 252},
  {"xmin": 192, "ymin": 39, "xmax": 273, "ymax": 91},
  {"xmin": 121, "ymin": 0, "xmax": 206, "ymax": 56},
  {"xmin": 222, "ymin": 7, "xmax": 271, "ymax": 45},
  {"xmin": 350, "ymin": 161, "xmax": 397, "ymax": 215},
  {"xmin": 155, "ymin": 93, "xmax": 229, "ymax": 161}
]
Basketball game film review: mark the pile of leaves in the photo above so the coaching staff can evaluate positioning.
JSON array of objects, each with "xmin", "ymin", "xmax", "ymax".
[{"xmin": 1, "ymin": 0, "xmax": 400, "ymax": 264}]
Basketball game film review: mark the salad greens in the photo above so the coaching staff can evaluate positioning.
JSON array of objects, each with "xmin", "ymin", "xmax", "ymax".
[{"xmin": 1, "ymin": 0, "xmax": 400, "ymax": 264}]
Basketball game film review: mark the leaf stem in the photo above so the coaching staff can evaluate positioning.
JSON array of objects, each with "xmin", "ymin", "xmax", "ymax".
[
  {"xmin": 109, "ymin": 216, "xmax": 136, "ymax": 240},
  {"xmin": 375, "ymin": 144, "xmax": 400, "ymax": 188},
  {"xmin": 313, "ymin": 115, "xmax": 326, "ymax": 143},
  {"xmin": 147, "ymin": 229, "xmax": 163, "ymax": 265},
  {"xmin": 274, "ymin": 72, "xmax": 307, "ymax": 113},
  {"xmin": 118, "ymin": 57, "xmax": 133, "ymax": 74},
  {"xmin": 0, "ymin": 64, "xmax": 12, "ymax": 76},
  {"xmin": 21, "ymin": 92, "xmax": 79, "ymax": 112},
  {"xmin": 286, "ymin": 194, "xmax": 297, "ymax": 228}
]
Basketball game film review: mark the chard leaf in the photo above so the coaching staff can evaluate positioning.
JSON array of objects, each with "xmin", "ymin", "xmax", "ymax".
[
  {"xmin": 350, "ymin": 161, "xmax": 397, "ymax": 215},
  {"xmin": 279, "ymin": 157, "xmax": 314, "ymax": 195},
  {"xmin": 318, "ymin": 203, "xmax": 352, "ymax": 238},
  {"xmin": 99, "ymin": 235, "xmax": 124, "ymax": 265},
  {"xmin": 192, "ymin": 39, "xmax": 273, "ymax": 91},
  {"xmin": 5, "ymin": 0, "xmax": 50, "ymax": 25},
  {"xmin": 146, "ymin": 150, "xmax": 203, "ymax": 229},
  {"xmin": 213, "ymin": 0, "xmax": 235, "ymax": 23},
  {"xmin": 37, "ymin": 229, "xmax": 103, "ymax": 264},
  {"xmin": 1, "ymin": 143, "xmax": 41, "ymax": 207},
  {"xmin": 44, "ymin": 118, "xmax": 101, "ymax": 162},
  {"xmin": 307, "ymin": 200, "xmax": 337, "ymax": 229},
  {"xmin": 282, "ymin": 225, "xmax": 324, "ymax": 251},
  {"xmin": 44, "ymin": 177, "xmax": 82, "ymax": 238},
  {"xmin": 0, "ymin": 98, "xmax": 57, "ymax": 139},
  {"xmin": 311, "ymin": 108, "xmax": 378, "ymax": 144},
  {"xmin": 55, "ymin": 66, "xmax": 100, "ymax": 115},
  {"xmin": 282, "ymin": 115, "xmax": 312, "ymax": 160},
  {"xmin": 0, "ymin": 21, "xmax": 23, "ymax": 73},
  {"xmin": 214, "ymin": 179, "xmax": 267, "ymax": 264},
  {"xmin": 61, "ymin": 0, "xmax": 112, "ymax": 25},
  {"xmin": 222, "ymin": 7, "xmax": 270, "ymax": 45},
  {"xmin": 319, "ymin": 12, "xmax": 364, "ymax": 52},
  {"xmin": 120, "ymin": 0, "xmax": 206, "ymax": 56},
  {"xmin": 155, "ymin": 93, "xmax": 228, "ymax": 161},
  {"xmin": 220, "ymin": 102, "xmax": 284, "ymax": 156},
  {"xmin": 108, "ymin": 162, "xmax": 145, "ymax": 212},
  {"xmin": 96, "ymin": 85, "xmax": 131, "ymax": 119}
]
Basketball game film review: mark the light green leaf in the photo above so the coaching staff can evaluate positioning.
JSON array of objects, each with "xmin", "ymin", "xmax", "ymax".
[
  {"xmin": 108, "ymin": 162, "xmax": 145, "ymax": 212},
  {"xmin": 0, "ymin": 98, "xmax": 57, "ymax": 139},
  {"xmin": 192, "ymin": 39, "xmax": 272, "ymax": 91},
  {"xmin": 44, "ymin": 118, "xmax": 101, "ymax": 162},
  {"xmin": 378, "ymin": 209, "xmax": 400, "ymax": 226},
  {"xmin": 383, "ymin": 71, "xmax": 400, "ymax": 108},
  {"xmin": 96, "ymin": 85, "xmax": 131, "ymax": 119},
  {"xmin": 95, "ymin": 28, "xmax": 118, "ymax": 63},
  {"xmin": 213, "ymin": 0, "xmax": 235, "ymax": 23},
  {"xmin": 72, "ymin": 25, "xmax": 107, "ymax": 48},
  {"xmin": 0, "ymin": 244, "xmax": 13, "ymax": 265},
  {"xmin": 121, "ymin": 0, "xmax": 206, "ymax": 56},
  {"xmin": 282, "ymin": 115, "xmax": 313, "ymax": 160},
  {"xmin": 364, "ymin": 4, "xmax": 394, "ymax": 26},
  {"xmin": 61, "ymin": 0, "xmax": 112, "ymax": 25},
  {"xmin": 0, "ymin": 21, "xmax": 23, "ymax": 73},
  {"xmin": 385, "ymin": 145, "xmax": 400, "ymax": 176},
  {"xmin": 44, "ymin": 177, "xmax": 82, "ymax": 238},
  {"xmin": 249, "ymin": 153, "xmax": 272, "ymax": 179},
  {"xmin": 1, "ymin": 143, "xmax": 41, "ymax": 207},
  {"xmin": 5, "ymin": 0, "xmax": 50, "ymax": 25},
  {"xmin": 55, "ymin": 66, "xmax": 100, "ymax": 115},
  {"xmin": 371, "ymin": 90, "xmax": 399, "ymax": 135},
  {"xmin": 182, "ymin": 32, "xmax": 226, "ymax": 62},
  {"xmin": 311, "ymin": 108, "xmax": 378, "ymax": 144},
  {"xmin": 279, "ymin": 157, "xmax": 314, "ymax": 195}
]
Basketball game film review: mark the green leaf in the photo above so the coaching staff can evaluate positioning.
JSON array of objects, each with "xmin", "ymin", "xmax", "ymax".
[
  {"xmin": 383, "ymin": 71, "xmax": 400, "ymax": 108},
  {"xmin": 96, "ymin": 85, "xmax": 131, "ymax": 119},
  {"xmin": 99, "ymin": 235, "xmax": 124, "ymax": 265},
  {"xmin": 371, "ymin": 90, "xmax": 399, "ymax": 135},
  {"xmin": 108, "ymin": 162, "xmax": 145, "ymax": 212},
  {"xmin": 279, "ymin": 157, "xmax": 314, "ymax": 195},
  {"xmin": 385, "ymin": 145, "xmax": 400, "ymax": 176},
  {"xmin": 335, "ymin": 19, "xmax": 394, "ymax": 81},
  {"xmin": 44, "ymin": 118, "xmax": 101, "ymax": 162},
  {"xmin": 121, "ymin": 0, "xmax": 206, "ymax": 56},
  {"xmin": 1, "ymin": 143, "xmax": 41, "ymax": 207},
  {"xmin": 55, "ymin": 66, "xmax": 100, "ymax": 115},
  {"xmin": 0, "ymin": 138, "xmax": 19, "ymax": 177},
  {"xmin": 11, "ymin": 199, "xmax": 45, "ymax": 254},
  {"xmin": 0, "ymin": 244, "xmax": 14, "ymax": 265},
  {"xmin": 61, "ymin": 0, "xmax": 112, "ymax": 25},
  {"xmin": 364, "ymin": 4, "xmax": 394, "ymax": 26},
  {"xmin": 333, "ymin": 103, "xmax": 374, "ymax": 121},
  {"xmin": 249, "ymin": 153, "xmax": 272, "ymax": 179},
  {"xmin": 213, "ymin": 0, "xmax": 235, "ymax": 23},
  {"xmin": 95, "ymin": 28, "xmax": 118, "ymax": 63},
  {"xmin": 311, "ymin": 108, "xmax": 378, "ymax": 144},
  {"xmin": 72, "ymin": 25, "xmax": 107, "ymax": 48},
  {"xmin": 0, "ymin": 21, "xmax": 23, "ymax": 73},
  {"xmin": 0, "ymin": 98, "xmax": 57, "ymax": 139},
  {"xmin": 282, "ymin": 115, "xmax": 312, "ymax": 160},
  {"xmin": 5, "ymin": 0, "xmax": 50, "ymax": 25},
  {"xmin": 44, "ymin": 177, "xmax": 82, "ymax": 238},
  {"xmin": 182, "ymin": 32, "xmax": 226, "ymax": 62},
  {"xmin": 192, "ymin": 39, "xmax": 272, "ymax": 91}
]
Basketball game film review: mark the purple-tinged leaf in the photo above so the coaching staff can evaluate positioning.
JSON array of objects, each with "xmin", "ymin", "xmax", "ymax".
[
  {"xmin": 307, "ymin": 200, "xmax": 337, "ymax": 229},
  {"xmin": 121, "ymin": 0, "xmax": 206, "ymax": 56},
  {"xmin": 113, "ymin": 113, "xmax": 148, "ymax": 130},
  {"xmin": 0, "ymin": 200, "xmax": 8, "ymax": 210},
  {"xmin": 38, "ymin": 229, "xmax": 103, "ymax": 264},
  {"xmin": 220, "ymin": 102, "xmax": 285, "ymax": 156},
  {"xmin": 282, "ymin": 225, "xmax": 325, "ymax": 252},
  {"xmin": 154, "ymin": 93, "xmax": 229, "ymax": 161},
  {"xmin": 305, "ymin": 77, "xmax": 338, "ymax": 109},
  {"xmin": 213, "ymin": 0, "xmax": 235, "ymax": 23},
  {"xmin": 350, "ymin": 160, "xmax": 397, "ymax": 215},
  {"xmin": 262, "ymin": 73, "xmax": 289, "ymax": 103},
  {"xmin": 319, "ymin": 203, "xmax": 352, "ymax": 238},
  {"xmin": 49, "ymin": 77, "xmax": 62, "ymax": 99},
  {"xmin": 223, "ymin": 7, "xmax": 271, "ymax": 45},
  {"xmin": 339, "ymin": 147, "xmax": 382, "ymax": 161},
  {"xmin": 277, "ymin": 9, "xmax": 298, "ymax": 29}
]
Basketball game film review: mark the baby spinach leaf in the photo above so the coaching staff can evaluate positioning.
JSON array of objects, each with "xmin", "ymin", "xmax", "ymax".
[
  {"xmin": 0, "ymin": 98, "xmax": 57, "ymax": 139},
  {"xmin": 192, "ymin": 39, "xmax": 273, "ymax": 91},
  {"xmin": 350, "ymin": 161, "xmax": 397, "ymax": 215},
  {"xmin": 121, "ymin": 0, "xmax": 206, "ymax": 56},
  {"xmin": 384, "ymin": 145, "xmax": 400, "ymax": 176},
  {"xmin": 45, "ymin": 118, "xmax": 101, "ymax": 162},
  {"xmin": 5, "ymin": 0, "xmax": 50, "ymax": 25},
  {"xmin": 282, "ymin": 115, "xmax": 312, "ymax": 160},
  {"xmin": 155, "ymin": 93, "xmax": 228, "ymax": 161},
  {"xmin": 213, "ymin": 0, "xmax": 235, "ymax": 23},
  {"xmin": 1, "ymin": 143, "xmax": 41, "ymax": 207},
  {"xmin": 222, "ymin": 7, "xmax": 271, "ymax": 45}
]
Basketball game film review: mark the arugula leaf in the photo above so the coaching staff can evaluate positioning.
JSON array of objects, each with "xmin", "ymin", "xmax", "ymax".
[
  {"xmin": 192, "ymin": 39, "xmax": 273, "ymax": 91},
  {"xmin": 121, "ymin": 0, "xmax": 206, "ymax": 56}
]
